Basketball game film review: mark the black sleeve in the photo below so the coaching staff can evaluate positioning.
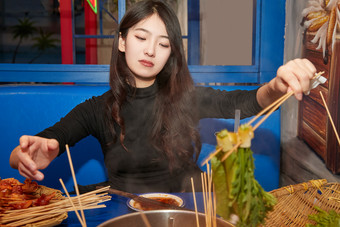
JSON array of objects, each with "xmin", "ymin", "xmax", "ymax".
[
  {"xmin": 195, "ymin": 86, "xmax": 263, "ymax": 119},
  {"xmin": 36, "ymin": 94, "xmax": 105, "ymax": 156}
]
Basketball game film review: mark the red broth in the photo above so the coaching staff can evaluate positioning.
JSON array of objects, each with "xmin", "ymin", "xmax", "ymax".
[{"xmin": 134, "ymin": 197, "xmax": 180, "ymax": 211}]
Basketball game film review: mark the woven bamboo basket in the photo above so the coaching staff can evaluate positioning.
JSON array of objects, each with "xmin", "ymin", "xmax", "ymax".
[
  {"xmin": 25, "ymin": 185, "xmax": 68, "ymax": 227},
  {"xmin": 262, "ymin": 179, "xmax": 340, "ymax": 227}
]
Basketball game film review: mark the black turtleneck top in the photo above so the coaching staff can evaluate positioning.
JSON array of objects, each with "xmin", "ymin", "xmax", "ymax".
[{"xmin": 37, "ymin": 83, "xmax": 262, "ymax": 193}]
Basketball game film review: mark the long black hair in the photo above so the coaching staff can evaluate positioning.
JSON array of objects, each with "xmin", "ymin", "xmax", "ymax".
[{"xmin": 106, "ymin": 0, "xmax": 201, "ymax": 170}]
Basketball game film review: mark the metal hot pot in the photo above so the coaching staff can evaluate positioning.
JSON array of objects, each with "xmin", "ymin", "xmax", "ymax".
[{"xmin": 98, "ymin": 209, "xmax": 234, "ymax": 227}]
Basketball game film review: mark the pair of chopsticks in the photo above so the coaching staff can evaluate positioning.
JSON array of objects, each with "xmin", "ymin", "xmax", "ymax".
[{"xmin": 201, "ymin": 71, "xmax": 327, "ymax": 165}]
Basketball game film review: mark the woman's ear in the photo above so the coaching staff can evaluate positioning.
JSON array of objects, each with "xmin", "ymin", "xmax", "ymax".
[{"xmin": 118, "ymin": 35, "xmax": 126, "ymax": 52}]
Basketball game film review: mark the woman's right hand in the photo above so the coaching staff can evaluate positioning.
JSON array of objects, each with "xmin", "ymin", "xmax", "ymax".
[{"xmin": 9, "ymin": 136, "xmax": 59, "ymax": 181}]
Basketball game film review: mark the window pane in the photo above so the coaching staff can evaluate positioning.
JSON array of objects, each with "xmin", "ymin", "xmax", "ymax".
[
  {"xmin": 0, "ymin": 0, "xmax": 61, "ymax": 64},
  {"xmin": 200, "ymin": 0, "xmax": 253, "ymax": 66}
]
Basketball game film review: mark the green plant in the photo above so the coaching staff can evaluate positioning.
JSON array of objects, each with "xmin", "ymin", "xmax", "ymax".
[
  {"xmin": 29, "ymin": 28, "xmax": 59, "ymax": 63},
  {"xmin": 11, "ymin": 17, "xmax": 37, "ymax": 63}
]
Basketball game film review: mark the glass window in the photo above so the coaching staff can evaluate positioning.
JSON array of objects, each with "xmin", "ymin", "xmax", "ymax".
[
  {"xmin": 0, "ymin": 0, "xmax": 255, "ymax": 67},
  {"xmin": 200, "ymin": 0, "xmax": 253, "ymax": 66},
  {"xmin": 0, "ymin": 0, "xmax": 62, "ymax": 64}
]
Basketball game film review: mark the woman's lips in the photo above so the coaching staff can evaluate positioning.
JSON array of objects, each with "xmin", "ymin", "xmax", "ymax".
[{"xmin": 139, "ymin": 60, "xmax": 154, "ymax": 67}]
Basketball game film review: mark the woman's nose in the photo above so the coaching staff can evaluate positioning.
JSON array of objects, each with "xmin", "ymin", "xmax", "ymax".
[{"xmin": 144, "ymin": 42, "xmax": 155, "ymax": 57}]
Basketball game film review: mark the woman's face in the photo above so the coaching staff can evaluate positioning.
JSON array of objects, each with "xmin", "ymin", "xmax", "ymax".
[{"xmin": 119, "ymin": 14, "xmax": 172, "ymax": 88}]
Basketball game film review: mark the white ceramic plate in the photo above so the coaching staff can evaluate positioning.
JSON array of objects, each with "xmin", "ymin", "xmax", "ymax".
[{"xmin": 127, "ymin": 193, "xmax": 184, "ymax": 211}]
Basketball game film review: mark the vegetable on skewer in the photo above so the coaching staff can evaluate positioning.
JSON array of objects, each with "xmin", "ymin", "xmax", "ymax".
[{"xmin": 211, "ymin": 127, "xmax": 276, "ymax": 227}]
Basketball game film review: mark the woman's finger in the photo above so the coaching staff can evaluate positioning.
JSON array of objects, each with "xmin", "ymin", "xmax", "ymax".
[
  {"xmin": 301, "ymin": 58, "xmax": 317, "ymax": 75},
  {"xmin": 19, "ymin": 135, "xmax": 30, "ymax": 150},
  {"xmin": 47, "ymin": 138, "xmax": 59, "ymax": 151},
  {"xmin": 277, "ymin": 67, "xmax": 303, "ymax": 99},
  {"xmin": 18, "ymin": 162, "xmax": 44, "ymax": 181},
  {"xmin": 16, "ymin": 147, "xmax": 37, "ymax": 173},
  {"xmin": 292, "ymin": 59, "xmax": 316, "ymax": 93}
]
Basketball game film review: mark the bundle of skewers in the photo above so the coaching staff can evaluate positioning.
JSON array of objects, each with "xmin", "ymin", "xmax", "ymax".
[
  {"xmin": 0, "ymin": 183, "xmax": 110, "ymax": 226},
  {"xmin": 191, "ymin": 165, "xmax": 223, "ymax": 227}
]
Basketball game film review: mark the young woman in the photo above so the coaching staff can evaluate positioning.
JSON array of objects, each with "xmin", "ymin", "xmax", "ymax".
[{"xmin": 10, "ymin": 0, "xmax": 316, "ymax": 193}]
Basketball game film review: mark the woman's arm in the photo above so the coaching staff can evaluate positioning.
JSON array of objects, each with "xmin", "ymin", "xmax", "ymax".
[
  {"xmin": 10, "ymin": 93, "xmax": 106, "ymax": 181},
  {"xmin": 256, "ymin": 58, "xmax": 317, "ymax": 108}
]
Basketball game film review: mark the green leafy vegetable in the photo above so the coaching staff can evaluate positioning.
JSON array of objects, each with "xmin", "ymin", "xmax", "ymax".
[
  {"xmin": 211, "ymin": 128, "xmax": 276, "ymax": 227},
  {"xmin": 306, "ymin": 206, "xmax": 340, "ymax": 227}
]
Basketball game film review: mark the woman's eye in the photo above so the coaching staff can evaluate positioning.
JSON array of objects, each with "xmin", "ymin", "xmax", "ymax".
[
  {"xmin": 160, "ymin": 43, "xmax": 170, "ymax": 48},
  {"xmin": 135, "ymin": 35, "xmax": 146, "ymax": 41}
]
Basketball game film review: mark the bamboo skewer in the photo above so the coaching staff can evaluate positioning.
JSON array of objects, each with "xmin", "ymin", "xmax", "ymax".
[
  {"xmin": 191, "ymin": 177, "xmax": 200, "ymax": 227},
  {"xmin": 65, "ymin": 144, "xmax": 87, "ymax": 227},
  {"xmin": 201, "ymin": 173, "xmax": 208, "ymax": 226},
  {"xmin": 204, "ymin": 172, "xmax": 210, "ymax": 227},
  {"xmin": 213, "ymin": 185, "xmax": 217, "ymax": 227},
  {"xmin": 7, "ymin": 213, "xmax": 64, "ymax": 226},
  {"xmin": 207, "ymin": 163, "xmax": 212, "ymax": 227},
  {"xmin": 201, "ymin": 147, "xmax": 222, "ymax": 166},
  {"xmin": 59, "ymin": 178, "xmax": 86, "ymax": 227},
  {"xmin": 319, "ymin": 91, "xmax": 340, "ymax": 146},
  {"xmin": 221, "ymin": 142, "xmax": 242, "ymax": 162},
  {"xmin": 138, "ymin": 210, "xmax": 152, "ymax": 227}
]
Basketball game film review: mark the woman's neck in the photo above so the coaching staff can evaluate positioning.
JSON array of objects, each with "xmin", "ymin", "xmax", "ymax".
[{"xmin": 134, "ymin": 77, "xmax": 156, "ymax": 88}]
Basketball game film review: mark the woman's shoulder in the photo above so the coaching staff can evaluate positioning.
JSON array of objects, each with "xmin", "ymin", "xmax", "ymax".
[
  {"xmin": 70, "ymin": 90, "xmax": 111, "ymax": 112},
  {"xmin": 193, "ymin": 85, "xmax": 223, "ymax": 97},
  {"xmin": 84, "ymin": 90, "xmax": 111, "ymax": 104},
  {"xmin": 194, "ymin": 85, "xmax": 214, "ymax": 93}
]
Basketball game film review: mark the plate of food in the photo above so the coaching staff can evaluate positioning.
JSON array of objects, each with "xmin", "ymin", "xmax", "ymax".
[{"xmin": 127, "ymin": 193, "xmax": 184, "ymax": 211}]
